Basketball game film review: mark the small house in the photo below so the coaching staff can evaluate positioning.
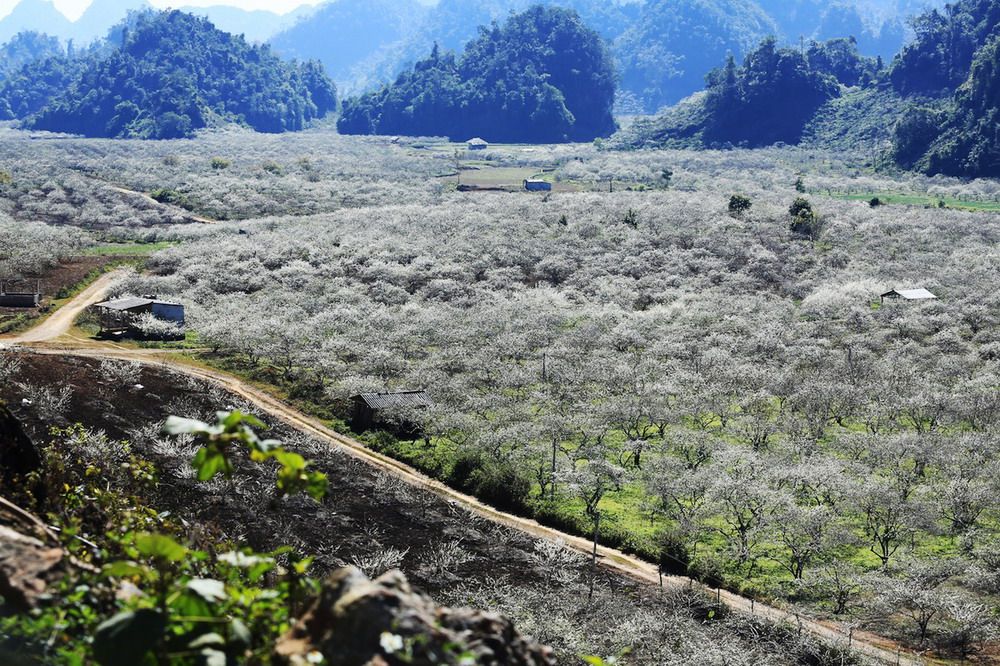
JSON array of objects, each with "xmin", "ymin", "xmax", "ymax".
[
  {"xmin": 93, "ymin": 296, "xmax": 185, "ymax": 338},
  {"xmin": 0, "ymin": 279, "xmax": 41, "ymax": 307},
  {"xmin": 467, "ymin": 137, "xmax": 488, "ymax": 151},
  {"xmin": 524, "ymin": 179, "xmax": 552, "ymax": 192},
  {"xmin": 880, "ymin": 288, "xmax": 937, "ymax": 304},
  {"xmin": 350, "ymin": 390, "xmax": 433, "ymax": 437}
]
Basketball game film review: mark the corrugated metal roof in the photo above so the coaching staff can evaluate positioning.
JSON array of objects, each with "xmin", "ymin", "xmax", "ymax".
[
  {"xmin": 94, "ymin": 297, "xmax": 184, "ymax": 311},
  {"xmin": 355, "ymin": 391, "xmax": 433, "ymax": 410},
  {"xmin": 882, "ymin": 288, "xmax": 937, "ymax": 300},
  {"xmin": 94, "ymin": 297, "xmax": 154, "ymax": 311},
  {"xmin": 467, "ymin": 137, "xmax": 488, "ymax": 145}
]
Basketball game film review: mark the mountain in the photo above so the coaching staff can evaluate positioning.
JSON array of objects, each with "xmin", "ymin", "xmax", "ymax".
[
  {"xmin": 4, "ymin": 10, "xmax": 337, "ymax": 139},
  {"xmin": 273, "ymin": 0, "xmax": 937, "ymax": 112},
  {"xmin": 614, "ymin": 0, "xmax": 777, "ymax": 111},
  {"xmin": 270, "ymin": 0, "xmax": 428, "ymax": 89},
  {"xmin": 0, "ymin": 31, "xmax": 62, "ymax": 80},
  {"xmin": 890, "ymin": 0, "xmax": 1000, "ymax": 176},
  {"xmin": 0, "ymin": 0, "xmax": 72, "ymax": 45},
  {"xmin": 67, "ymin": 0, "xmax": 150, "ymax": 44},
  {"xmin": 610, "ymin": 35, "xmax": 877, "ymax": 149},
  {"xmin": 175, "ymin": 4, "xmax": 316, "ymax": 44},
  {"xmin": 338, "ymin": 6, "xmax": 617, "ymax": 143}
]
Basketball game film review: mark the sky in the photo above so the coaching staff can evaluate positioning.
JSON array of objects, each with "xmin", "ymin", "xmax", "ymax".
[{"xmin": 0, "ymin": 0, "xmax": 325, "ymax": 22}]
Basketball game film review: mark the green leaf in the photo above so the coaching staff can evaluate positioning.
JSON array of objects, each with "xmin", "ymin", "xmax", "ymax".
[
  {"xmin": 192, "ymin": 446, "xmax": 232, "ymax": 481},
  {"xmin": 93, "ymin": 609, "xmax": 166, "ymax": 666},
  {"xmin": 134, "ymin": 533, "xmax": 187, "ymax": 562},
  {"xmin": 102, "ymin": 561, "xmax": 147, "ymax": 578},
  {"xmin": 187, "ymin": 578, "xmax": 227, "ymax": 603}
]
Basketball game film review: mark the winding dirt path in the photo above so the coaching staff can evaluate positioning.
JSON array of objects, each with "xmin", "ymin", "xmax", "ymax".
[{"xmin": 4, "ymin": 280, "xmax": 926, "ymax": 666}]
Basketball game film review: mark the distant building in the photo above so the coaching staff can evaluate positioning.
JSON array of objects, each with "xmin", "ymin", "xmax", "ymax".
[
  {"xmin": 524, "ymin": 178, "xmax": 552, "ymax": 192},
  {"xmin": 880, "ymin": 288, "xmax": 937, "ymax": 304},
  {"xmin": 351, "ymin": 390, "xmax": 433, "ymax": 437},
  {"xmin": 467, "ymin": 137, "xmax": 488, "ymax": 150},
  {"xmin": 0, "ymin": 279, "xmax": 41, "ymax": 308},
  {"xmin": 93, "ymin": 296, "xmax": 185, "ymax": 338}
]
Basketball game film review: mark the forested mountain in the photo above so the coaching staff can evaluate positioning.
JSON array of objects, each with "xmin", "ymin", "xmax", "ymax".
[
  {"xmin": 0, "ymin": 0, "xmax": 71, "ymax": 45},
  {"xmin": 338, "ymin": 6, "xmax": 616, "ymax": 142},
  {"xmin": 890, "ymin": 0, "xmax": 1000, "ymax": 176},
  {"xmin": 0, "ymin": 30, "xmax": 62, "ymax": 80},
  {"xmin": 613, "ymin": 0, "xmax": 777, "ymax": 110},
  {"xmin": 613, "ymin": 36, "xmax": 875, "ymax": 148},
  {"xmin": 0, "ymin": 0, "xmax": 309, "ymax": 47},
  {"xmin": 0, "ymin": 11, "xmax": 337, "ymax": 139},
  {"xmin": 270, "ymin": 0, "xmax": 429, "ymax": 88},
  {"xmin": 271, "ymin": 0, "xmax": 937, "ymax": 111}
]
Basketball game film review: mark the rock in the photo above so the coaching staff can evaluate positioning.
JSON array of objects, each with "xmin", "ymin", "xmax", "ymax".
[
  {"xmin": 0, "ymin": 525, "xmax": 64, "ymax": 611},
  {"xmin": 0, "ymin": 401, "xmax": 40, "ymax": 483},
  {"xmin": 275, "ymin": 567, "xmax": 556, "ymax": 666}
]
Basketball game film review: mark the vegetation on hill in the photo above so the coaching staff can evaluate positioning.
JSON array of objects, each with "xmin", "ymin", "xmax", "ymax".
[
  {"xmin": 0, "ymin": 11, "xmax": 337, "ymax": 139},
  {"xmin": 613, "ymin": 0, "xmax": 777, "ymax": 111},
  {"xmin": 0, "ymin": 31, "xmax": 62, "ymax": 80},
  {"xmin": 613, "ymin": 36, "xmax": 876, "ymax": 149},
  {"xmin": 889, "ymin": 0, "xmax": 1000, "ymax": 177},
  {"xmin": 338, "ymin": 6, "xmax": 616, "ymax": 143}
]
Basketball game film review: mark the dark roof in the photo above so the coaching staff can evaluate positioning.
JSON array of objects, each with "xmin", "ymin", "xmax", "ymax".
[
  {"xmin": 94, "ymin": 297, "xmax": 183, "ymax": 311},
  {"xmin": 354, "ymin": 391, "xmax": 433, "ymax": 410}
]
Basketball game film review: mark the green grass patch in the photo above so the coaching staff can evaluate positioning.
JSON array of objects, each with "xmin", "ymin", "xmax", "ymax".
[
  {"xmin": 825, "ymin": 191, "xmax": 1000, "ymax": 213},
  {"xmin": 82, "ymin": 241, "xmax": 178, "ymax": 256}
]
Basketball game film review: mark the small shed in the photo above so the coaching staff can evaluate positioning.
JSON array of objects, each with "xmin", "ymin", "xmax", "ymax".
[
  {"xmin": 880, "ymin": 288, "xmax": 937, "ymax": 304},
  {"xmin": 93, "ymin": 296, "xmax": 185, "ymax": 336},
  {"xmin": 524, "ymin": 178, "xmax": 552, "ymax": 192},
  {"xmin": 350, "ymin": 390, "xmax": 433, "ymax": 437},
  {"xmin": 467, "ymin": 137, "xmax": 488, "ymax": 151},
  {"xmin": 0, "ymin": 279, "xmax": 41, "ymax": 308}
]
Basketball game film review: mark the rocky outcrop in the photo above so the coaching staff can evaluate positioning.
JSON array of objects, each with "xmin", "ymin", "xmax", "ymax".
[
  {"xmin": 275, "ymin": 567, "xmax": 556, "ymax": 666},
  {"xmin": 0, "ymin": 523, "xmax": 64, "ymax": 611},
  {"xmin": 0, "ymin": 401, "xmax": 40, "ymax": 488}
]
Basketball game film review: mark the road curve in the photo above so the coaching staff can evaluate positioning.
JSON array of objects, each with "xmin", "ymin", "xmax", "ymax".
[{"xmin": 8, "ymin": 281, "xmax": 925, "ymax": 666}]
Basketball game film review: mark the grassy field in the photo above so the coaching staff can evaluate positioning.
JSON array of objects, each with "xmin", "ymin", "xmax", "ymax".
[{"xmin": 825, "ymin": 191, "xmax": 1000, "ymax": 213}]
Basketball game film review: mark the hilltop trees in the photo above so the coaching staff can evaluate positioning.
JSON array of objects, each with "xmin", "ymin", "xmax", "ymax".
[
  {"xmin": 338, "ymin": 6, "xmax": 616, "ymax": 143},
  {"xmin": 2, "ymin": 10, "xmax": 337, "ymax": 139}
]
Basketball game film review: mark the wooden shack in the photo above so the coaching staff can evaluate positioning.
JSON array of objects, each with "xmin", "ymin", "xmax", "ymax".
[
  {"xmin": 350, "ymin": 390, "xmax": 433, "ymax": 437},
  {"xmin": 93, "ymin": 296, "xmax": 185, "ymax": 337},
  {"xmin": 0, "ymin": 279, "xmax": 41, "ymax": 307},
  {"xmin": 524, "ymin": 178, "xmax": 552, "ymax": 192},
  {"xmin": 467, "ymin": 137, "xmax": 488, "ymax": 151},
  {"xmin": 880, "ymin": 288, "xmax": 937, "ymax": 304}
]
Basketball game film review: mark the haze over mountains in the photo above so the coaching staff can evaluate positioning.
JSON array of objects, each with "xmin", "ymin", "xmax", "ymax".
[
  {"xmin": 0, "ymin": 0, "xmax": 946, "ymax": 111},
  {"xmin": 0, "ymin": 0, "xmax": 314, "ymax": 45}
]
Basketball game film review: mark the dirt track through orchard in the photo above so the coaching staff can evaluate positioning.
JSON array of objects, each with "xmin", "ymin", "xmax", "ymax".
[{"xmin": 1, "ymin": 275, "xmax": 925, "ymax": 666}]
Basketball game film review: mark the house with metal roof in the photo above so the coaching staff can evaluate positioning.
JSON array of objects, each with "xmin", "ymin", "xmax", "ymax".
[
  {"xmin": 0, "ymin": 279, "xmax": 41, "ymax": 308},
  {"xmin": 93, "ymin": 296, "xmax": 185, "ymax": 338},
  {"xmin": 467, "ymin": 137, "xmax": 488, "ymax": 150},
  {"xmin": 350, "ymin": 390, "xmax": 433, "ymax": 437},
  {"xmin": 880, "ymin": 288, "xmax": 937, "ymax": 304},
  {"xmin": 524, "ymin": 178, "xmax": 552, "ymax": 192}
]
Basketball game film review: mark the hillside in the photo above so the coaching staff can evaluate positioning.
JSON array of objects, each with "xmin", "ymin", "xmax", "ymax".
[
  {"xmin": 271, "ymin": 0, "xmax": 938, "ymax": 112},
  {"xmin": 337, "ymin": 6, "xmax": 616, "ymax": 143},
  {"xmin": 0, "ymin": 0, "xmax": 71, "ymax": 45},
  {"xmin": 611, "ymin": 36, "xmax": 875, "ymax": 149},
  {"xmin": 0, "ymin": 10, "xmax": 337, "ymax": 139},
  {"xmin": 888, "ymin": 0, "xmax": 1000, "ymax": 177}
]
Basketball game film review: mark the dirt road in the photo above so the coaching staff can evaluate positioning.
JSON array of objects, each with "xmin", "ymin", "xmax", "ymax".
[
  {"xmin": 7, "ymin": 281, "xmax": 925, "ymax": 666},
  {"xmin": 1, "ymin": 271, "xmax": 122, "ymax": 345}
]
